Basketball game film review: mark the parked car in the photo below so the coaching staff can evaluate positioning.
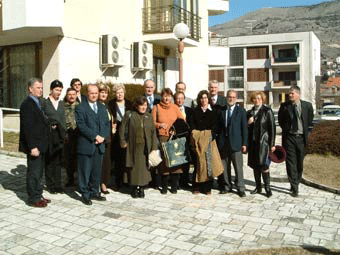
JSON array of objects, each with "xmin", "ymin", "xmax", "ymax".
[{"xmin": 320, "ymin": 105, "xmax": 340, "ymax": 121}]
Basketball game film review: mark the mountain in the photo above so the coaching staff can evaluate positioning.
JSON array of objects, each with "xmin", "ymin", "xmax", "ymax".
[{"xmin": 209, "ymin": 0, "xmax": 340, "ymax": 60}]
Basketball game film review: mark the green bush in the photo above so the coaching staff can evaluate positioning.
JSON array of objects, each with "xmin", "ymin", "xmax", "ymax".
[{"xmin": 307, "ymin": 121, "xmax": 340, "ymax": 156}]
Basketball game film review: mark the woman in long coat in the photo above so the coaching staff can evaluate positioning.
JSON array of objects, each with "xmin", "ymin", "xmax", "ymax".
[
  {"xmin": 247, "ymin": 91, "xmax": 276, "ymax": 197},
  {"xmin": 119, "ymin": 96, "xmax": 159, "ymax": 198}
]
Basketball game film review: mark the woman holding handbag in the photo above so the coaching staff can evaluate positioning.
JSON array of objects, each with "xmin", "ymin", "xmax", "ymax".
[
  {"xmin": 120, "ymin": 96, "xmax": 159, "ymax": 198},
  {"xmin": 152, "ymin": 88, "xmax": 184, "ymax": 194},
  {"xmin": 247, "ymin": 91, "xmax": 276, "ymax": 197}
]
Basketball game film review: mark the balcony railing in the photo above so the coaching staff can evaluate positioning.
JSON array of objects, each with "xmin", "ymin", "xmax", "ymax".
[
  {"xmin": 208, "ymin": 34, "xmax": 228, "ymax": 47},
  {"xmin": 142, "ymin": 5, "xmax": 201, "ymax": 41},
  {"xmin": 274, "ymin": 56, "xmax": 298, "ymax": 63}
]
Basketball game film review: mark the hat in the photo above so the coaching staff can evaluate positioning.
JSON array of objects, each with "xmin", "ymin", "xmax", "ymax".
[{"xmin": 269, "ymin": 145, "xmax": 286, "ymax": 163}]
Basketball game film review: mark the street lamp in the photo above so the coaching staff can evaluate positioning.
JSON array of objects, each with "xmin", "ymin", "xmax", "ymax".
[{"xmin": 173, "ymin": 23, "xmax": 189, "ymax": 82}]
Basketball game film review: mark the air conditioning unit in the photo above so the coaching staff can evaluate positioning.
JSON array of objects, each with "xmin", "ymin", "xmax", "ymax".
[
  {"xmin": 100, "ymin": 34, "xmax": 125, "ymax": 66},
  {"xmin": 132, "ymin": 42, "xmax": 153, "ymax": 70}
]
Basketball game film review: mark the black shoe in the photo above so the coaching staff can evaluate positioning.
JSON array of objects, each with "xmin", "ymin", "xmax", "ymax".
[
  {"xmin": 91, "ymin": 195, "xmax": 106, "ymax": 201},
  {"xmin": 160, "ymin": 187, "xmax": 167, "ymax": 194},
  {"xmin": 170, "ymin": 188, "xmax": 177, "ymax": 194},
  {"xmin": 138, "ymin": 187, "xmax": 145, "ymax": 198},
  {"xmin": 102, "ymin": 190, "xmax": 110, "ymax": 195},
  {"xmin": 219, "ymin": 187, "xmax": 228, "ymax": 194},
  {"xmin": 56, "ymin": 188, "xmax": 64, "ymax": 194},
  {"xmin": 291, "ymin": 191, "xmax": 298, "ymax": 197},
  {"xmin": 82, "ymin": 197, "xmax": 92, "ymax": 205},
  {"xmin": 48, "ymin": 188, "xmax": 57, "ymax": 194},
  {"xmin": 131, "ymin": 188, "xmax": 139, "ymax": 198},
  {"xmin": 265, "ymin": 187, "xmax": 272, "ymax": 198},
  {"xmin": 238, "ymin": 191, "xmax": 246, "ymax": 197},
  {"xmin": 250, "ymin": 188, "xmax": 262, "ymax": 194}
]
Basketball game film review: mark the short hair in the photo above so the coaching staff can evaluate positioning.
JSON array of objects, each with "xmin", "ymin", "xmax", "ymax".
[
  {"xmin": 227, "ymin": 89, "xmax": 238, "ymax": 97},
  {"xmin": 70, "ymin": 78, "xmax": 82, "ymax": 87},
  {"xmin": 98, "ymin": 84, "xmax": 110, "ymax": 93},
  {"xmin": 196, "ymin": 90, "xmax": 210, "ymax": 107},
  {"xmin": 249, "ymin": 91, "xmax": 266, "ymax": 104},
  {"xmin": 133, "ymin": 95, "xmax": 148, "ymax": 111},
  {"xmin": 208, "ymin": 80, "xmax": 218, "ymax": 88},
  {"xmin": 113, "ymin": 84, "xmax": 126, "ymax": 94},
  {"xmin": 27, "ymin": 78, "xmax": 42, "ymax": 89},
  {"xmin": 86, "ymin": 84, "xmax": 99, "ymax": 92},
  {"xmin": 289, "ymin": 85, "xmax": 301, "ymax": 94},
  {"xmin": 64, "ymin": 87, "xmax": 77, "ymax": 101},
  {"xmin": 174, "ymin": 92, "xmax": 185, "ymax": 100},
  {"xmin": 50, "ymin": 80, "xmax": 63, "ymax": 90},
  {"xmin": 144, "ymin": 79, "xmax": 155, "ymax": 86},
  {"xmin": 176, "ymin": 82, "xmax": 186, "ymax": 88},
  {"xmin": 161, "ymin": 88, "xmax": 173, "ymax": 97}
]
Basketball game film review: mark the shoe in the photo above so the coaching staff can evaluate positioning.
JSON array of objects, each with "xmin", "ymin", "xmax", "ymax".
[
  {"xmin": 42, "ymin": 197, "xmax": 51, "ymax": 203},
  {"xmin": 170, "ymin": 188, "xmax": 177, "ymax": 194},
  {"xmin": 30, "ymin": 200, "xmax": 47, "ymax": 207},
  {"xmin": 91, "ymin": 195, "xmax": 106, "ymax": 201},
  {"xmin": 291, "ymin": 191, "xmax": 298, "ymax": 197},
  {"xmin": 82, "ymin": 197, "xmax": 92, "ymax": 205},
  {"xmin": 131, "ymin": 188, "xmax": 139, "ymax": 198},
  {"xmin": 238, "ymin": 191, "xmax": 246, "ymax": 197},
  {"xmin": 160, "ymin": 187, "xmax": 167, "ymax": 194},
  {"xmin": 48, "ymin": 188, "xmax": 57, "ymax": 194},
  {"xmin": 56, "ymin": 188, "xmax": 64, "ymax": 194},
  {"xmin": 205, "ymin": 191, "xmax": 212, "ymax": 195},
  {"xmin": 102, "ymin": 190, "xmax": 110, "ymax": 195},
  {"xmin": 250, "ymin": 188, "xmax": 262, "ymax": 194},
  {"xmin": 219, "ymin": 187, "xmax": 228, "ymax": 194},
  {"xmin": 138, "ymin": 187, "xmax": 145, "ymax": 198},
  {"xmin": 265, "ymin": 187, "xmax": 272, "ymax": 198}
]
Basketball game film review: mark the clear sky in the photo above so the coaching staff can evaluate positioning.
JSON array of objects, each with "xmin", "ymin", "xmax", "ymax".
[{"xmin": 208, "ymin": 0, "xmax": 331, "ymax": 27}]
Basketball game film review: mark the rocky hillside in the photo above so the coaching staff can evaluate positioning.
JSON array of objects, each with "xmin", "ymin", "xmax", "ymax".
[{"xmin": 209, "ymin": 0, "xmax": 340, "ymax": 60}]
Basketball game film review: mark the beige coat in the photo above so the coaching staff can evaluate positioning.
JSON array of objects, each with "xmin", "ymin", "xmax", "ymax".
[{"xmin": 191, "ymin": 130, "xmax": 223, "ymax": 183}]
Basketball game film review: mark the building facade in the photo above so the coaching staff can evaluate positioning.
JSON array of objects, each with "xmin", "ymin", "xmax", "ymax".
[
  {"xmin": 208, "ymin": 31, "xmax": 321, "ymax": 110},
  {"xmin": 0, "ymin": 0, "xmax": 229, "ymax": 109}
]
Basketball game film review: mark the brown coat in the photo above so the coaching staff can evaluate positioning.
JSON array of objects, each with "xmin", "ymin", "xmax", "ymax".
[
  {"xmin": 119, "ymin": 110, "xmax": 159, "ymax": 185},
  {"xmin": 191, "ymin": 130, "xmax": 223, "ymax": 183}
]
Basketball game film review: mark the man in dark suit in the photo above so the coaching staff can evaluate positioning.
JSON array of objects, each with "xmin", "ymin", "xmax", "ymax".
[
  {"xmin": 143, "ymin": 79, "xmax": 161, "ymax": 112},
  {"xmin": 217, "ymin": 90, "xmax": 248, "ymax": 197},
  {"xmin": 175, "ymin": 82, "xmax": 195, "ymax": 108},
  {"xmin": 208, "ymin": 80, "xmax": 227, "ymax": 109},
  {"xmin": 278, "ymin": 85, "xmax": 314, "ymax": 197},
  {"xmin": 19, "ymin": 78, "xmax": 50, "ymax": 207},
  {"xmin": 75, "ymin": 84, "xmax": 110, "ymax": 205}
]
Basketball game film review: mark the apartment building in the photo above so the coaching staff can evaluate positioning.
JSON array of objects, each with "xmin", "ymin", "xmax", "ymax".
[
  {"xmin": 208, "ymin": 31, "xmax": 321, "ymax": 109},
  {"xmin": 0, "ymin": 0, "xmax": 229, "ymax": 109}
]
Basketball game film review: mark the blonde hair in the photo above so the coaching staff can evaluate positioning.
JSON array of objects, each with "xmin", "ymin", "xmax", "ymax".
[
  {"xmin": 98, "ymin": 84, "xmax": 110, "ymax": 93},
  {"xmin": 113, "ymin": 84, "xmax": 126, "ymax": 94},
  {"xmin": 249, "ymin": 91, "xmax": 266, "ymax": 104}
]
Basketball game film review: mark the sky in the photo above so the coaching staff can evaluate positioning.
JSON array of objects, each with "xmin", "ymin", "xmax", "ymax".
[{"xmin": 208, "ymin": 0, "xmax": 331, "ymax": 27}]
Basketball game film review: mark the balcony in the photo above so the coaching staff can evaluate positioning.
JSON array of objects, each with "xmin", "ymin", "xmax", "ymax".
[
  {"xmin": 272, "ymin": 44, "xmax": 300, "ymax": 65},
  {"xmin": 142, "ymin": 5, "xmax": 201, "ymax": 47},
  {"xmin": 208, "ymin": 0, "xmax": 229, "ymax": 16},
  {"xmin": 208, "ymin": 33, "xmax": 228, "ymax": 47},
  {"xmin": 1, "ymin": 0, "xmax": 63, "ymax": 44}
]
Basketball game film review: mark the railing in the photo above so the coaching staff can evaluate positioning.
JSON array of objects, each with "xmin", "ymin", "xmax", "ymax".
[
  {"xmin": 142, "ymin": 5, "xmax": 201, "ymax": 41},
  {"xmin": 0, "ymin": 108, "xmax": 20, "ymax": 148},
  {"xmin": 208, "ymin": 34, "xmax": 228, "ymax": 47},
  {"xmin": 274, "ymin": 56, "xmax": 298, "ymax": 63}
]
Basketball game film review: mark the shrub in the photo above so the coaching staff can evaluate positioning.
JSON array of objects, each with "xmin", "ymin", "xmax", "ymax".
[{"xmin": 307, "ymin": 121, "xmax": 340, "ymax": 156}]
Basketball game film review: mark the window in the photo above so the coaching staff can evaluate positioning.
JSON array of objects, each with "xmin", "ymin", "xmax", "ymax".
[
  {"xmin": 247, "ymin": 68, "xmax": 269, "ymax": 82},
  {"xmin": 209, "ymin": 69, "xmax": 224, "ymax": 83},
  {"xmin": 152, "ymin": 57, "xmax": 165, "ymax": 93},
  {"xmin": 228, "ymin": 69, "xmax": 244, "ymax": 88},
  {"xmin": 247, "ymin": 46, "xmax": 268, "ymax": 60},
  {"xmin": 0, "ymin": 43, "xmax": 42, "ymax": 108},
  {"xmin": 230, "ymin": 47, "xmax": 243, "ymax": 66}
]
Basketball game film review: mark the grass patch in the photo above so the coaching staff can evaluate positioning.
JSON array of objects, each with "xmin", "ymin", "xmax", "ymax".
[{"xmin": 304, "ymin": 154, "xmax": 340, "ymax": 189}]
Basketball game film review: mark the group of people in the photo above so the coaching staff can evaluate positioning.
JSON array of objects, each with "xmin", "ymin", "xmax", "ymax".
[{"xmin": 19, "ymin": 77, "xmax": 313, "ymax": 207}]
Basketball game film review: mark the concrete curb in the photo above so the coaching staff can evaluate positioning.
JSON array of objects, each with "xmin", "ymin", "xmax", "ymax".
[
  {"xmin": 302, "ymin": 175, "xmax": 340, "ymax": 194},
  {"xmin": 0, "ymin": 150, "xmax": 25, "ymax": 158}
]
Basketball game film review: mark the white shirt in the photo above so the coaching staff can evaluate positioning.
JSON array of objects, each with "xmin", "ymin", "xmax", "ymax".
[{"xmin": 88, "ymin": 101, "xmax": 97, "ymax": 112}]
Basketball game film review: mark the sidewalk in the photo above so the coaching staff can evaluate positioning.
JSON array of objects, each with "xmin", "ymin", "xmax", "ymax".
[{"xmin": 0, "ymin": 152, "xmax": 339, "ymax": 255}]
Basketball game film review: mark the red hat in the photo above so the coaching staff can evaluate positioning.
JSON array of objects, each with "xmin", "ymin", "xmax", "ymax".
[{"xmin": 269, "ymin": 145, "xmax": 286, "ymax": 163}]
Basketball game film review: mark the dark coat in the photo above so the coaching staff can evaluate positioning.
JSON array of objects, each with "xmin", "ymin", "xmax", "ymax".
[
  {"xmin": 247, "ymin": 105, "xmax": 276, "ymax": 170},
  {"xmin": 19, "ymin": 96, "xmax": 49, "ymax": 154},
  {"xmin": 107, "ymin": 98, "xmax": 132, "ymax": 129},
  {"xmin": 41, "ymin": 98, "xmax": 66, "ymax": 155},
  {"xmin": 217, "ymin": 105, "xmax": 248, "ymax": 153},
  {"xmin": 75, "ymin": 100, "xmax": 110, "ymax": 155},
  {"xmin": 189, "ymin": 106, "xmax": 219, "ymax": 138},
  {"xmin": 119, "ymin": 110, "xmax": 159, "ymax": 169},
  {"xmin": 278, "ymin": 100, "xmax": 314, "ymax": 147}
]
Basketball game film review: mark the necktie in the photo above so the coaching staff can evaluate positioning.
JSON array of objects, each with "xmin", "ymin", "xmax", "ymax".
[
  {"xmin": 292, "ymin": 104, "xmax": 298, "ymax": 132},
  {"xmin": 211, "ymin": 97, "xmax": 215, "ymax": 106},
  {"xmin": 93, "ymin": 103, "xmax": 97, "ymax": 114},
  {"xmin": 149, "ymin": 96, "xmax": 154, "ymax": 109},
  {"xmin": 180, "ymin": 107, "xmax": 186, "ymax": 120}
]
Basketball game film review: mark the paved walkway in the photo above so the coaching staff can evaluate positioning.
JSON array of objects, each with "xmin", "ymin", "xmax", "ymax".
[{"xmin": 0, "ymin": 152, "xmax": 339, "ymax": 255}]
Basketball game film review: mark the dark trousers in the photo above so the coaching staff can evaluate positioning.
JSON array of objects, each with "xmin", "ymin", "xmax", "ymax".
[
  {"xmin": 26, "ymin": 153, "xmax": 45, "ymax": 203},
  {"xmin": 218, "ymin": 138, "xmax": 245, "ymax": 192},
  {"xmin": 285, "ymin": 134, "xmax": 305, "ymax": 193},
  {"xmin": 65, "ymin": 129, "xmax": 78, "ymax": 185},
  {"xmin": 101, "ymin": 142, "xmax": 112, "ymax": 187},
  {"xmin": 253, "ymin": 167, "xmax": 270, "ymax": 189},
  {"xmin": 45, "ymin": 150, "xmax": 63, "ymax": 190},
  {"xmin": 78, "ymin": 147, "xmax": 103, "ymax": 200}
]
